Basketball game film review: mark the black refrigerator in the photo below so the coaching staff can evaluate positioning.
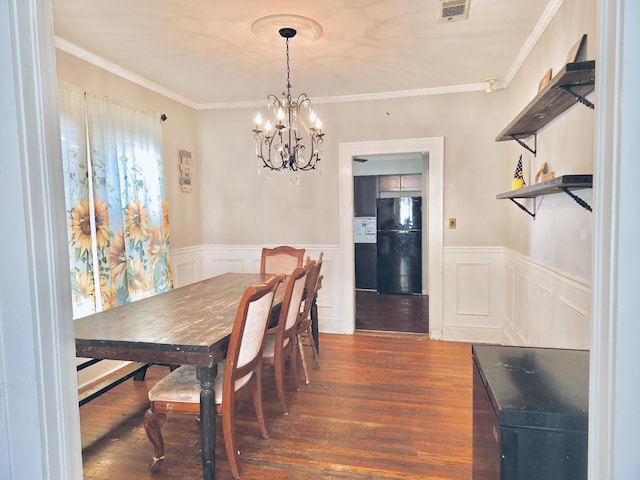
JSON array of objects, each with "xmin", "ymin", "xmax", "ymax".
[{"xmin": 376, "ymin": 197, "xmax": 422, "ymax": 294}]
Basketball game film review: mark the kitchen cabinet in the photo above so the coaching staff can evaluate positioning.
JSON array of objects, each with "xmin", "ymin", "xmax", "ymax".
[
  {"xmin": 379, "ymin": 174, "xmax": 421, "ymax": 192},
  {"xmin": 355, "ymin": 243, "xmax": 377, "ymax": 290},
  {"xmin": 354, "ymin": 175, "xmax": 377, "ymax": 217}
]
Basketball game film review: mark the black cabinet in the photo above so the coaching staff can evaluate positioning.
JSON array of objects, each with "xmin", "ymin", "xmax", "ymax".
[
  {"xmin": 354, "ymin": 176, "xmax": 377, "ymax": 217},
  {"xmin": 472, "ymin": 345, "xmax": 589, "ymax": 480},
  {"xmin": 355, "ymin": 243, "xmax": 377, "ymax": 290}
]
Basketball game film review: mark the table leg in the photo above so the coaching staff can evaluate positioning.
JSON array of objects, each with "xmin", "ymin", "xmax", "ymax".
[
  {"xmin": 311, "ymin": 293, "xmax": 319, "ymax": 353},
  {"xmin": 197, "ymin": 365, "xmax": 218, "ymax": 480}
]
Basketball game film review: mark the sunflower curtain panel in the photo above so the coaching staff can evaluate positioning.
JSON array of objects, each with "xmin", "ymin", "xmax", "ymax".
[{"xmin": 58, "ymin": 81, "xmax": 173, "ymax": 319}]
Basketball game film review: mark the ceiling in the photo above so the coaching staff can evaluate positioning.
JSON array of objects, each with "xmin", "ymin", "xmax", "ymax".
[{"xmin": 53, "ymin": 0, "xmax": 557, "ymax": 108}]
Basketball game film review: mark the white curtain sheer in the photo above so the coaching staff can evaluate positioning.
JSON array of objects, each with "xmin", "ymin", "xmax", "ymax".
[{"xmin": 58, "ymin": 81, "xmax": 172, "ymax": 318}]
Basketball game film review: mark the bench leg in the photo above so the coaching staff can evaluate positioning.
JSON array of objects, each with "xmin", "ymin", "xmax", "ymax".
[{"xmin": 133, "ymin": 364, "xmax": 150, "ymax": 381}]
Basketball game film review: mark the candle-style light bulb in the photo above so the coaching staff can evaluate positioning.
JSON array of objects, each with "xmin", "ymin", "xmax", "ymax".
[
  {"xmin": 254, "ymin": 112, "xmax": 262, "ymax": 129},
  {"xmin": 277, "ymin": 107, "xmax": 285, "ymax": 123},
  {"xmin": 265, "ymin": 120, "xmax": 272, "ymax": 132},
  {"xmin": 309, "ymin": 110, "xmax": 317, "ymax": 123}
]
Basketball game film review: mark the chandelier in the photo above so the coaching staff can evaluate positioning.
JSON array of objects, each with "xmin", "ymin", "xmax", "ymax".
[{"xmin": 252, "ymin": 27, "xmax": 324, "ymax": 173}]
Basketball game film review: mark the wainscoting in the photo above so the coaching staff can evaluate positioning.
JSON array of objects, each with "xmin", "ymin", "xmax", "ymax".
[
  {"xmin": 170, "ymin": 244, "xmax": 344, "ymax": 334},
  {"xmin": 442, "ymin": 247, "xmax": 505, "ymax": 343},
  {"xmin": 171, "ymin": 245, "xmax": 592, "ymax": 349},
  {"xmin": 503, "ymin": 249, "xmax": 591, "ymax": 349},
  {"xmin": 441, "ymin": 246, "xmax": 591, "ymax": 347}
]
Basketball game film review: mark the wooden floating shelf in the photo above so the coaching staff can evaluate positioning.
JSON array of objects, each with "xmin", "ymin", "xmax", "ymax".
[
  {"xmin": 496, "ymin": 61, "xmax": 595, "ymax": 142},
  {"xmin": 496, "ymin": 174, "xmax": 593, "ymax": 199},
  {"xmin": 497, "ymin": 175, "xmax": 593, "ymax": 218}
]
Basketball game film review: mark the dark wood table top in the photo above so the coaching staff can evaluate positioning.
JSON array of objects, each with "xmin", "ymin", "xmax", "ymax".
[{"xmin": 75, "ymin": 272, "xmax": 285, "ymax": 367}]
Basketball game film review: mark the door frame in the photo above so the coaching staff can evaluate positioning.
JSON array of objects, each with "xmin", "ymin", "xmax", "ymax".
[{"xmin": 339, "ymin": 137, "xmax": 444, "ymax": 338}]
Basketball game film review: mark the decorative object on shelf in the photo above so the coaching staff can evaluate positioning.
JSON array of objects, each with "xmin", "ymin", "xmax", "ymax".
[
  {"xmin": 512, "ymin": 155, "xmax": 526, "ymax": 190},
  {"xmin": 251, "ymin": 16, "xmax": 325, "ymax": 176},
  {"xmin": 567, "ymin": 34, "xmax": 588, "ymax": 63},
  {"xmin": 534, "ymin": 162, "xmax": 555, "ymax": 184},
  {"xmin": 538, "ymin": 68, "xmax": 553, "ymax": 93}
]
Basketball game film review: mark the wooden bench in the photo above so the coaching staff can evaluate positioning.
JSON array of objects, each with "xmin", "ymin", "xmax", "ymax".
[{"xmin": 77, "ymin": 359, "xmax": 149, "ymax": 406}]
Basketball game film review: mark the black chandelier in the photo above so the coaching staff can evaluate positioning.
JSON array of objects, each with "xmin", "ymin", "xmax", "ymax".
[{"xmin": 252, "ymin": 27, "xmax": 324, "ymax": 173}]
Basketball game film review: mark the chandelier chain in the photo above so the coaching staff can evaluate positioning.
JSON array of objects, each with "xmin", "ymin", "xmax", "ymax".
[{"xmin": 286, "ymin": 37, "xmax": 291, "ymax": 92}]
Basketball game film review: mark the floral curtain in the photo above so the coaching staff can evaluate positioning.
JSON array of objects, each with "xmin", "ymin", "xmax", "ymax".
[
  {"xmin": 59, "ymin": 81, "xmax": 172, "ymax": 318},
  {"xmin": 59, "ymin": 81, "xmax": 95, "ymax": 316}
]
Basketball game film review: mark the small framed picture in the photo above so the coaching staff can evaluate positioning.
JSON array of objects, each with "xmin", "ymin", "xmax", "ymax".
[
  {"xmin": 538, "ymin": 68, "xmax": 553, "ymax": 93},
  {"xmin": 567, "ymin": 34, "xmax": 587, "ymax": 63}
]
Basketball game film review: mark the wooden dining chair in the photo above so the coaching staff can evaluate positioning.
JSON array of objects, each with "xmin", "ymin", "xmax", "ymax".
[
  {"xmin": 297, "ymin": 253, "xmax": 323, "ymax": 384},
  {"xmin": 259, "ymin": 245, "xmax": 305, "ymax": 275},
  {"xmin": 262, "ymin": 263, "xmax": 310, "ymax": 414},
  {"xmin": 143, "ymin": 275, "xmax": 283, "ymax": 479}
]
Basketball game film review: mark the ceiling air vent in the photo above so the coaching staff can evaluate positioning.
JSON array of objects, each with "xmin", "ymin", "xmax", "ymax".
[{"xmin": 439, "ymin": 0, "xmax": 470, "ymax": 23}]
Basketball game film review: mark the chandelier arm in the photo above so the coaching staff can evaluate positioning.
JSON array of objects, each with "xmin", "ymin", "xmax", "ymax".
[
  {"xmin": 267, "ymin": 94, "xmax": 283, "ymax": 110},
  {"xmin": 255, "ymin": 132, "xmax": 286, "ymax": 171},
  {"xmin": 254, "ymin": 133, "xmax": 271, "ymax": 170},
  {"xmin": 297, "ymin": 94, "xmax": 311, "ymax": 107}
]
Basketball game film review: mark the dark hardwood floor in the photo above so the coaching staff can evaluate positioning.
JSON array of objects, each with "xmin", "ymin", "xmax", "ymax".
[
  {"xmin": 80, "ymin": 332, "xmax": 472, "ymax": 479},
  {"xmin": 356, "ymin": 290, "xmax": 429, "ymax": 333}
]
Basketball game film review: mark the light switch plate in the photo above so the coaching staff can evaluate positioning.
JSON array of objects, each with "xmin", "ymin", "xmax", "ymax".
[{"xmin": 449, "ymin": 218, "xmax": 457, "ymax": 229}]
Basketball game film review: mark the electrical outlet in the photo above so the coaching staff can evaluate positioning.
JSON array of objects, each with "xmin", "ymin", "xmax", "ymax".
[{"xmin": 449, "ymin": 218, "xmax": 457, "ymax": 229}]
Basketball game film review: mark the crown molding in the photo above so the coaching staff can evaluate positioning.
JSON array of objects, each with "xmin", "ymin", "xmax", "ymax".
[
  {"xmin": 197, "ymin": 81, "xmax": 507, "ymax": 110},
  {"xmin": 57, "ymin": 36, "xmax": 507, "ymax": 112},
  {"xmin": 503, "ymin": 0, "xmax": 564, "ymax": 85},
  {"xmin": 55, "ymin": 37, "xmax": 198, "ymax": 108}
]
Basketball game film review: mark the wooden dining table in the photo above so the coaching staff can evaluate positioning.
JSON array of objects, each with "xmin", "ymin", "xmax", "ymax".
[{"xmin": 75, "ymin": 272, "xmax": 286, "ymax": 480}]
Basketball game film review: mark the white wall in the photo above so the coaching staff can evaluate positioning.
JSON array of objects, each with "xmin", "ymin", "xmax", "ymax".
[
  {"xmin": 503, "ymin": 0, "xmax": 596, "ymax": 280},
  {"xmin": 1, "ymin": 1, "xmax": 83, "ymax": 477},
  {"xmin": 198, "ymin": 90, "xmax": 507, "ymax": 248},
  {"xmin": 500, "ymin": 0, "xmax": 596, "ymax": 345},
  {"xmin": 590, "ymin": 1, "xmax": 640, "ymax": 477}
]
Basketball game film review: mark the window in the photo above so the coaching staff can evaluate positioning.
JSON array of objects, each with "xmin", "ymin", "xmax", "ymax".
[{"xmin": 58, "ymin": 81, "xmax": 172, "ymax": 318}]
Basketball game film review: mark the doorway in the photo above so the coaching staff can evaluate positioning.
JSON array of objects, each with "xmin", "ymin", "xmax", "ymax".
[
  {"xmin": 338, "ymin": 137, "xmax": 444, "ymax": 339},
  {"xmin": 353, "ymin": 154, "xmax": 428, "ymax": 333},
  {"xmin": 355, "ymin": 290, "xmax": 429, "ymax": 333}
]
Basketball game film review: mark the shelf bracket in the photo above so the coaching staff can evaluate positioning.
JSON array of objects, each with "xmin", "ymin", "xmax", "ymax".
[
  {"xmin": 559, "ymin": 187, "xmax": 593, "ymax": 212},
  {"xmin": 509, "ymin": 198, "xmax": 536, "ymax": 219},
  {"xmin": 559, "ymin": 85, "xmax": 595, "ymax": 110},
  {"xmin": 510, "ymin": 134, "xmax": 537, "ymax": 156}
]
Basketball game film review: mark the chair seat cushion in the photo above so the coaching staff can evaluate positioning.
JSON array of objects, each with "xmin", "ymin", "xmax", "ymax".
[{"xmin": 148, "ymin": 362, "xmax": 252, "ymax": 405}]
